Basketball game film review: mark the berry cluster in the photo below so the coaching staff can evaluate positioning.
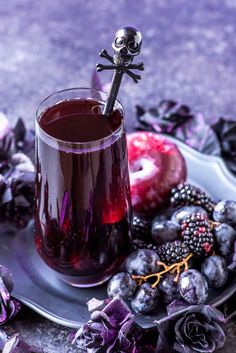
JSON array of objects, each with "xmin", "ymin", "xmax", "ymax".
[
  {"xmin": 157, "ymin": 240, "xmax": 190, "ymax": 265},
  {"xmin": 132, "ymin": 216, "xmax": 152, "ymax": 241},
  {"xmin": 106, "ymin": 183, "xmax": 236, "ymax": 314}
]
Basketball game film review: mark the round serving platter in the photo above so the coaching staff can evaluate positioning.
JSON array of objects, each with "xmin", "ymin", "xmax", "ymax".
[{"xmin": 1, "ymin": 136, "xmax": 236, "ymax": 329}]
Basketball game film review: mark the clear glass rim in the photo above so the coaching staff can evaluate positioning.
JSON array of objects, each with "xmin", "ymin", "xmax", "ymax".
[{"xmin": 35, "ymin": 87, "xmax": 124, "ymax": 152}]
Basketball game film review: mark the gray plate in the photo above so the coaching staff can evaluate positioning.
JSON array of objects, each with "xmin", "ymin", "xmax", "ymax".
[{"xmin": 1, "ymin": 136, "xmax": 236, "ymax": 329}]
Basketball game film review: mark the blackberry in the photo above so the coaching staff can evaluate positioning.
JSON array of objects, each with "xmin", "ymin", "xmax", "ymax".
[
  {"xmin": 132, "ymin": 216, "xmax": 152, "ymax": 241},
  {"xmin": 132, "ymin": 239, "xmax": 158, "ymax": 251},
  {"xmin": 170, "ymin": 183, "xmax": 215, "ymax": 214},
  {"xmin": 157, "ymin": 240, "xmax": 190, "ymax": 265},
  {"xmin": 181, "ymin": 213, "xmax": 214, "ymax": 257}
]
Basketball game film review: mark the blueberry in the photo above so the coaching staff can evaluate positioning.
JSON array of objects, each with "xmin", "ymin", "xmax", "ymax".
[
  {"xmin": 213, "ymin": 200, "xmax": 236, "ymax": 225},
  {"xmin": 131, "ymin": 282, "xmax": 159, "ymax": 314},
  {"xmin": 125, "ymin": 249, "xmax": 160, "ymax": 275},
  {"xmin": 107, "ymin": 272, "xmax": 137, "ymax": 300},
  {"xmin": 151, "ymin": 220, "xmax": 180, "ymax": 245},
  {"xmin": 178, "ymin": 269, "xmax": 208, "ymax": 304},
  {"xmin": 171, "ymin": 206, "xmax": 208, "ymax": 225},
  {"xmin": 159, "ymin": 273, "xmax": 181, "ymax": 304},
  {"xmin": 201, "ymin": 255, "xmax": 228, "ymax": 288},
  {"xmin": 214, "ymin": 223, "xmax": 236, "ymax": 258}
]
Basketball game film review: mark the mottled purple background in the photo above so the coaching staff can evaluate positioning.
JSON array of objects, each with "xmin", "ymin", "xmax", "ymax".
[{"xmin": 1, "ymin": 0, "xmax": 236, "ymax": 352}]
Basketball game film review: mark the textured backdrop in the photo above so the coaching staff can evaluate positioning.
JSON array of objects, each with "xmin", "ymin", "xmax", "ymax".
[{"xmin": 1, "ymin": 0, "xmax": 236, "ymax": 352}]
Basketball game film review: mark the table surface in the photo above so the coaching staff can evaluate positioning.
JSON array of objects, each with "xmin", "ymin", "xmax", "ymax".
[{"xmin": 1, "ymin": 0, "xmax": 236, "ymax": 352}]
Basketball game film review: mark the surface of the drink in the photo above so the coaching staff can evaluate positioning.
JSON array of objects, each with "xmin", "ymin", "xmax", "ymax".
[
  {"xmin": 35, "ymin": 98, "xmax": 132, "ymax": 284},
  {"xmin": 38, "ymin": 99, "xmax": 122, "ymax": 142}
]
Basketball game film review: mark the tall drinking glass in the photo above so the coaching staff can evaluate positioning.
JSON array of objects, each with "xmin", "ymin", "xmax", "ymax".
[{"xmin": 35, "ymin": 88, "xmax": 132, "ymax": 287}]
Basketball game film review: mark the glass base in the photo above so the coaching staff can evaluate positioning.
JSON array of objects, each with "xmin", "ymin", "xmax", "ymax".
[{"xmin": 56, "ymin": 271, "xmax": 112, "ymax": 288}]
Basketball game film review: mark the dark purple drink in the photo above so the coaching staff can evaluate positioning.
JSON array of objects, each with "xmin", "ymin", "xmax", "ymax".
[{"xmin": 35, "ymin": 89, "xmax": 132, "ymax": 287}]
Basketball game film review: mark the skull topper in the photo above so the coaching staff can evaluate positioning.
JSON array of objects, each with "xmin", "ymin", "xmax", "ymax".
[
  {"xmin": 112, "ymin": 26, "xmax": 142, "ymax": 64},
  {"xmin": 96, "ymin": 26, "xmax": 144, "ymax": 115}
]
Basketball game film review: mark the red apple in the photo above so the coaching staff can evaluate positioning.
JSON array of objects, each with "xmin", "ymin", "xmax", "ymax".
[{"xmin": 127, "ymin": 132, "xmax": 187, "ymax": 213}]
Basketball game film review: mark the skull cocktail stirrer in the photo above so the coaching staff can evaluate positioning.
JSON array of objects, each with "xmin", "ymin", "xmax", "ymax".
[{"xmin": 96, "ymin": 26, "xmax": 144, "ymax": 115}]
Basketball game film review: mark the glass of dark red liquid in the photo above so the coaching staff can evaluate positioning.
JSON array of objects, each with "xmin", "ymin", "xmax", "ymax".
[{"xmin": 35, "ymin": 88, "xmax": 132, "ymax": 287}]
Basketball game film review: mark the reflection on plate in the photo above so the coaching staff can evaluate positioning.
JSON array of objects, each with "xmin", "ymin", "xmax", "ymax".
[{"xmin": 1, "ymin": 136, "xmax": 236, "ymax": 328}]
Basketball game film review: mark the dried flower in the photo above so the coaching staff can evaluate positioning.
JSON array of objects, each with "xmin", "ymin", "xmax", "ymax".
[
  {"xmin": 136, "ymin": 100, "xmax": 193, "ymax": 134},
  {"xmin": 73, "ymin": 297, "xmax": 143, "ymax": 353},
  {"xmin": 135, "ymin": 102, "xmax": 221, "ymax": 156},
  {"xmin": 156, "ymin": 305, "xmax": 225, "ymax": 353}
]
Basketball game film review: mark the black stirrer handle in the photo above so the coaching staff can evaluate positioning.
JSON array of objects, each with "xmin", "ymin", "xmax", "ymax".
[{"xmin": 96, "ymin": 25, "xmax": 144, "ymax": 116}]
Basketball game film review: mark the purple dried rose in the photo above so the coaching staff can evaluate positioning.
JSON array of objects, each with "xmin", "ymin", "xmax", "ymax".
[
  {"xmin": 73, "ymin": 297, "xmax": 143, "ymax": 353},
  {"xmin": 0, "ymin": 330, "xmax": 43, "ymax": 353},
  {"xmin": 0, "ymin": 265, "xmax": 21, "ymax": 325},
  {"xmin": 156, "ymin": 305, "xmax": 225, "ymax": 353},
  {"xmin": 135, "ymin": 100, "xmax": 193, "ymax": 134}
]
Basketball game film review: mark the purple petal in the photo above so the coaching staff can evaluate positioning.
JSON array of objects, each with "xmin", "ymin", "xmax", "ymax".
[
  {"xmin": 166, "ymin": 300, "xmax": 190, "ymax": 317},
  {"xmin": 72, "ymin": 327, "xmax": 86, "ymax": 347},
  {"xmin": 0, "ymin": 266, "xmax": 14, "ymax": 294},
  {"xmin": 90, "ymin": 311, "xmax": 110, "ymax": 324},
  {"xmin": 0, "ymin": 300, "xmax": 7, "ymax": 324},
  {"xmin": 175, "ymin": 113, "xmax": 221, "ymax": 155},
  {"xmin": 207, "ymin": 322, "xmax": 226, "ymax": 350},
  {"xmin": 193, "ymin": 306, "xmax": 225, "ymax": 325},
  {"xmin": 0, "ymin": 278, "xmax": 10, "ymax": 306},
  {"xmin": 87, "ymin": 298, "xmax": 111, "ymax": 313},
  {"xmin": 118, "ymin": 319, "xmax": 135, "ymax": 351},
  {"xmin": 103, "ymin": 297, "xmax": 132, "ymax": 327},
  {"xmin": 7, "ymin": 299, "xmax": 22, "ymax": 320}
]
